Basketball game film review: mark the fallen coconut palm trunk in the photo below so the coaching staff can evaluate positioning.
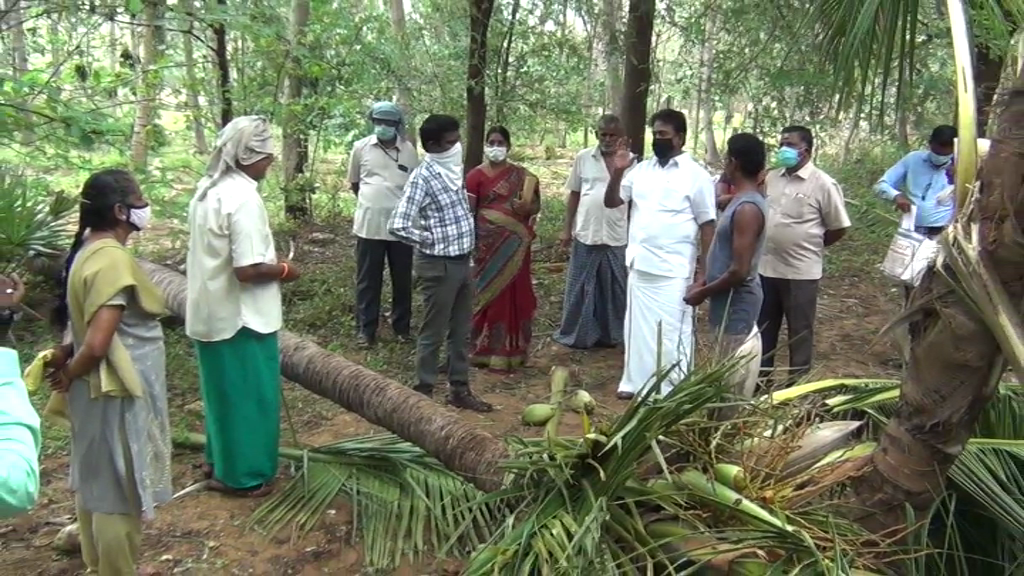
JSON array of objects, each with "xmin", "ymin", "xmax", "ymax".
[{"xmin": 138, "ymin": 260, "xmax": 509, "ymax": 493}]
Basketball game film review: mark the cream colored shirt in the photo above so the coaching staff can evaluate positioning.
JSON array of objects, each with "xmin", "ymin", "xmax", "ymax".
[
  {"xmin": 185, "ymin": 170, "xmax": 282, "ymax": 342},
  {"xmin": 348, "ymin": 135, "xmax": 420, "ymax": 240},
  {"xmin": 565, "ymin": 146, "xmax": 629, "ymax": 246},
  {"xmin": 761, "ymin": 163, "xmax": 852, "ymax": 281},
  {"xmin": 621, "ymin": 154, "xmax": 716, "ymax": 278}
]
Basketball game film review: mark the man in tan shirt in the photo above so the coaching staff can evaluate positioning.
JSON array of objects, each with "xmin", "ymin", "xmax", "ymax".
[{"xmin": 759, "ymin": 125, "xmax": 851, "ymax": 387}]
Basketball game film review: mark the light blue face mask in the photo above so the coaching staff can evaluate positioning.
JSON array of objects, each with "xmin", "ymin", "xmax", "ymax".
[
  {"xmin": 775, "ymin": 146, "xmax": 801, "ymax": 168},
  {"xmin": 374, "ymin": 124, "xmax": 397, "ymax": 141},
  {"xmin": 928, "ymin": 151, "xmax": 953, "ymax": 167}
]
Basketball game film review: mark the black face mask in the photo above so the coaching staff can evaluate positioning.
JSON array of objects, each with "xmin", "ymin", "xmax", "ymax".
[{"xmin": 651, "ymin": 138, "xmax": 675, "ymax": 160}]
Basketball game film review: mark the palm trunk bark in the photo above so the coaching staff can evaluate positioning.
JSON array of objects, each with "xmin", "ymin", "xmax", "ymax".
[
  {"xmin": 138, "ymin": 261, "xmax": 509, "ymax": 493},
  {"xmin": 847, "ymin": 77, "xmax": 1024, "ymax": 536}
]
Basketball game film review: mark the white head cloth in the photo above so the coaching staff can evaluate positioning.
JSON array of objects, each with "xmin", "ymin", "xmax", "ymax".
[{"xmin": 195, "ymin": 115, "xmax": 275, "ymax": 200}]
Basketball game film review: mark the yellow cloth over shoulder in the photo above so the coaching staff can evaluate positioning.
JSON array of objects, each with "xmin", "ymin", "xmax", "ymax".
[
  {"xmin": 69, "ymin": 238, "xmax": 166, "ymax": 398},
  {"xmin": 38, "ymin": 238, "xmax": 166, "ymax": 426}
]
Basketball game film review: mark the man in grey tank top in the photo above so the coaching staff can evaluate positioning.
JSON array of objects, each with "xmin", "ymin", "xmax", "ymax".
[{"xmin": 685, "ymin": 133, "xmax": 768, "ymax": 408}]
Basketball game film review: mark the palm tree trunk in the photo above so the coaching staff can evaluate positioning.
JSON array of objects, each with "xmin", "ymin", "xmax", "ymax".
[
  {"xmin": 138, "ymin": 261, "xmax": 509, "ymax": 493},
  {"xmin": 847, "ymin": 77, "xmax": 1024, "ymax": 536}
]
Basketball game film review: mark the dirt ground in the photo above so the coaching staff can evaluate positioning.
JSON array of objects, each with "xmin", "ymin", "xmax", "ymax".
[{"xmin": 0, "ymin": 215, "xmax": 904, "ymax": 575}]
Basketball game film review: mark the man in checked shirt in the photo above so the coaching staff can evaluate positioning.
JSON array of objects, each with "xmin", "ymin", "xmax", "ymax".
[{"xmin": 388, "ymin": 114, "xmax": 494, "ymax": 412}]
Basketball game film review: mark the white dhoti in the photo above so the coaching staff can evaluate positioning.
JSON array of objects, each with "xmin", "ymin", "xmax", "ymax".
[
  {"xmin": 709, "ymin": 325, "xmax": 762, "ymax": 420},
  {"xmin": 618, "ymin": 268, "xmax": 694, "ymax": 396}
]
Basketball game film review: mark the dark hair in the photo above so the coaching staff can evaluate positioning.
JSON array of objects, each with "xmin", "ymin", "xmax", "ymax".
[
  {"xmin": 930, "ymin": 124, "xmax": 957, "ymax": 147},
  {"xmin": 419, "ymin": 114, "xmax": 460, "ymax": 150},
  {"xmin": 648, "ymin": 109, "xmax": 687, "ymax": 141},
  {"xmin": 596, "ymin": 114, "xmax": 622, "ymax": 129},
  {"xmin": 51, "ymin": 169, "xmax": 140, "ymax": 330},
  {"xmin": 781, "ymin": 125, "xmax": 814, "ymax": 151},
  {"xmin": 726, "ymin": 133, "xmax": 767, "ymax": 179},
  {"xmin": 485, "ymin": 125, "xmax": 511, "ymax": 147}
]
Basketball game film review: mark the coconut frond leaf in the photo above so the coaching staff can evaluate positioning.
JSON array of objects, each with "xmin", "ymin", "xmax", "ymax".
[{"xmin": 240, "ymin": 433, "xmax": 495, "ymax": 571}]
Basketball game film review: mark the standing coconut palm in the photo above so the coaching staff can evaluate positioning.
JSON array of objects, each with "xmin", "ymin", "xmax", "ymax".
[{"xmin": 812, "ymin": 0, "xmax": 1024, "ymax": 536}]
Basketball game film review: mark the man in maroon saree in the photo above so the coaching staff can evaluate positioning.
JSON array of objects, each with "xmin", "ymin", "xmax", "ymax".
[{"xmin": 465, "ymin": 126, "xmax": 540, "ymax": 372}]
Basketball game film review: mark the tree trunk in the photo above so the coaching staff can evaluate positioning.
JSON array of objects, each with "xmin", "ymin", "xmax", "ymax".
[
  {"xmin": 840, "ymin": 97, "xmax": 864, "ymax": 164},
  {"xmin": 138, "ymin": 261, "xmax": 509, "ymax": 493},
  {"xmin": 282, "ymin": 0, "xmax": 311, "ymax": 221},
  {"xmin": 974, "ymin": 45, "xmax": 1004, "ymax": 138},
  {"xmin": 465, "ymin": 0, "xmax": 496, "ymax": 172},
  {"xmin": 698, "ymin": 7, "xmax": 720, "ymax": 166},
  {"xmin": 212, "ymin": 0, "xmax": 233, "ymax": 128},
  {"xmin": 493, "ymin": 0, "xmax": 521, "ymax": 124},
  {"xmin": 847, "ymin": 77, "xmax": 1024, "ymax": 536},
  {"xmin": 181, "ymin": 0, "xmax": 208, "ymax": 155},
  {"xmin": 599, "ymin": 0, "xmax": 623, "ymax": 112},
  {"xmin": 129, "ymin": 0, "xmax": 160, "ymax": 171},
  {"xmin": 618, "ymin": 0, "xmax": 655, "ymax": 157},
  {"xmin": 388, "ymin": 0, "xmax": 416, "ymax": 145},
  {"xmin": 3, "ymin": 0, "xmax": 31, "ymax": 143}
]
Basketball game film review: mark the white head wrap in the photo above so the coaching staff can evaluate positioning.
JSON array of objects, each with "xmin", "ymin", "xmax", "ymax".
[{"xmin": 195, "ymin": 115, "xmax": 275, "ymax": 200}]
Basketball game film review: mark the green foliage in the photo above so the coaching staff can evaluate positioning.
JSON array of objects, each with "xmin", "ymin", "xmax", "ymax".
[{"xmin": 0, "ymin": 168, "xmax": 77, "ymax": 270}]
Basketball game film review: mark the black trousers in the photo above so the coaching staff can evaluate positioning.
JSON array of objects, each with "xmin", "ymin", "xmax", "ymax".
[
  {"xmin": 758, "ymin": 275, "xmax": 820, "ymax": 386},
  {"xmin": 355, "ymin": 237, "xmax": 413, "ymax": 338}
]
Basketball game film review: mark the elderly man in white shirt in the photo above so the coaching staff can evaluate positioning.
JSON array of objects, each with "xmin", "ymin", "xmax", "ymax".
[
  {"xmin": 186, "ymin": 116, "xmax": 300, "ymax": 497},
  {"xmin": 603, "ymin": 109, "xmax": 717, "ymax": 400},
  {"xmin": 554, "ymin": 114, "xmax": 632, "ymax": 349}
]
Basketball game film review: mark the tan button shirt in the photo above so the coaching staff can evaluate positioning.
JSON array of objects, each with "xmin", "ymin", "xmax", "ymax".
[
  {"xmin": 348, "ymin": 135, "xmax": 420, "ymax": 240},
  {"xmin": 760, "ymin": 163, "xmax": 851, "ymax": 281}
]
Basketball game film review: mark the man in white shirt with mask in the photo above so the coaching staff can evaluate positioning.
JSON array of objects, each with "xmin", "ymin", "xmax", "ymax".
[{"xmin": 603, "ymin": 109, "xmax": 716, "ymax": 400}]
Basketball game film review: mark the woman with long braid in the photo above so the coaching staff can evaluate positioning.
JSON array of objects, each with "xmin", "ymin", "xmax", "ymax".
[{"xmin": 45, "ymin": 169, "xmax": 172, "ymax": 575}]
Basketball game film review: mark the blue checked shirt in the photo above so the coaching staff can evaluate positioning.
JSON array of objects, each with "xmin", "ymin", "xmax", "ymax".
[{"xmin": 387, "ymin": 159, "xmax": 476, "ymax": 257}]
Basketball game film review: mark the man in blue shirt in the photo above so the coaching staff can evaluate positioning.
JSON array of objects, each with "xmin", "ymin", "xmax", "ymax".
[{"xmin": 875, "ymin": 125, "xmax": 957, "ymax": 238}]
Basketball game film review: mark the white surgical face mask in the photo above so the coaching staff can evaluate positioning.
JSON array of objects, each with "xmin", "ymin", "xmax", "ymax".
[
  {"xmin": 485, "ymin": 146, "xmax": 508, "ymax": 163},
  {"xmin": 128, "ymin": 205, "xmax": 152, "ymax": 231}
]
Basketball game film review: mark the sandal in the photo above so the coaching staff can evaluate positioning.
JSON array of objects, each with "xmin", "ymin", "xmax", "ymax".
[
  {"xmin": 208, "ymin": 478, "xmax": 273, "ymax": 498},
  {"xmin": 616, "ymin": 391, "xmax": 635, "ymax": 401},
  {"xmin": 200, "ymin": 463, "xmax": 214, "ymax": 480}
]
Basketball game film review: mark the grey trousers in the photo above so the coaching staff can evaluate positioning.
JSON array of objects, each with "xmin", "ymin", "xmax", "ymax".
[
  {"xmin": 356, "ymin": 237, "xmax": 413, "ymax": 338},
  {"xmin": 758, "ymin": 275, "xmax": 820, "ymax": 385},
  {"xmin": 414, "ymin": 252, "xmax": 473, "ymax": 388}
]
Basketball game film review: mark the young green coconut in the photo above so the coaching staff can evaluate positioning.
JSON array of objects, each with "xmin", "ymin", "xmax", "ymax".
[
  {"xmin": 564, "ymin": 389, "xmax": 596, "ymax": 414},
  {"xmin": 521, "ymin": 403, "xmax": 558, "ymax": 426}
]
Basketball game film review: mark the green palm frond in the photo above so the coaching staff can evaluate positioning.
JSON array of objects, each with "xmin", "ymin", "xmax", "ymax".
[
  {"xmin": 462, "ymin": 361, "xmax": 891, "ymax": 575},
  {"xmin": 0, "ymin": 167, "xmax": 77, "ymax": 267},
  {"xmin": 811, "ymin": 0, "xmax": 1021, "ymax": 118},
  {"xmin": 240, "ymin": 433, "xmax": 497, "ymax": 571}
]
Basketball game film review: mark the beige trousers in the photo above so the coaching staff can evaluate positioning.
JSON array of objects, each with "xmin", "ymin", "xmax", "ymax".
[{"xmin": 76, "ymin": 494, "xmax": 142, "ymax": 576}]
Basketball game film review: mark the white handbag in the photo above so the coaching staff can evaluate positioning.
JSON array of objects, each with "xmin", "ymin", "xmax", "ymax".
[{"xmin": 880, "ymin": 206, "xmax": 939, "ymax": 286}]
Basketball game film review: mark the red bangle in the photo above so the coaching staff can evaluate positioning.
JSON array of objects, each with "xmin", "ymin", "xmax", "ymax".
[{"xmin": 279, "ymin": 262, "xmax": 289, "ymax": 279}]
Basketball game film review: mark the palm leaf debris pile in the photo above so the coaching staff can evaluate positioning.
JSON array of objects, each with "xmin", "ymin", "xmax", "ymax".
[{"xmin": 242, "ymin": 362, "xmax": 1024, "ymax": 574}]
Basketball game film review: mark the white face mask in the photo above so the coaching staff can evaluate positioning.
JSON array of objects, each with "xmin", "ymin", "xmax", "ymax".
[
  {"xmin": 429, "ymin": 142, "xmax": 463, "ymax": 169},
  {"xmin": 127, "ymin": 205, "xmax": 152, "ymax": 231},
  {"xmin": 485, "ymin": 146, "xmax": 508, "ymax": 163}
]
